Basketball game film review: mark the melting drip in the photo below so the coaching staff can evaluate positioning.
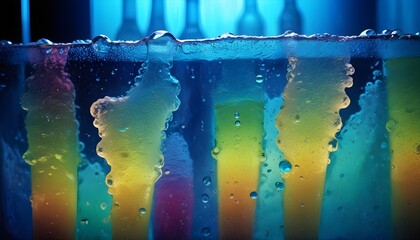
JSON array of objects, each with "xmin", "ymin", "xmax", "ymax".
[
  {"xmin": 320, "ymin": 79, "xmax": 391, "ymax": 239},
  {"xmin": 90, "ymin": 60, "xmax": 180, "ymax": 239},
  {"xmin": 385, "ymin": 58, "xmax": 420, "ymax": 238},
  {"xmin": 21, "ymin": 48, "xmax": 81, "ymax": 239},
  {"xmin": 276, "ymin": 57, "xmax": 353, "ymax": 239}
]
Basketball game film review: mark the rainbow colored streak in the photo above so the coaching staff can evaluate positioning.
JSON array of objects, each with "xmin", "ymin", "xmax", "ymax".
[
  {"xmin": 214, "ymin": 101, "xmax": 264, "ymax": 240},
  {"xmin": 90, "ymin": 61, "xmax": 180, "ymax": 239},
  {"xmin": 385, "ymin": 58, "xmax": 420, "ymax": 238},
  {"xmin": 276, "ymin": 58, "xmax": 353, "ymax": 239},
  {"xmin": 213, "ymin": 61, "xmax": 265, "ymax": 239},
  {"xmin": 21, "ymin": 48, "xmax": 81, "ymax": 239}
]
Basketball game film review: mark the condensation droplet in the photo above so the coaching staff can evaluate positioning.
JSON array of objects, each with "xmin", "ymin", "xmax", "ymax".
[
  {"xmin": 255, "ymin": 75, "xmax": 264, "ymax": 83},
  {"xmin": 203, "ymin": 176, "xmax": 212, "ymax": 186},
  {"xmin": 250, "ymin": 191, "xmax": 258, "ymax": 199},
  {"xmin": 139, "ymin": 208, "xmax": 146, "ymax": 215},
  {"xmin": 92, "ymin": 35, "xmax": 111, "ymax": 53},
  {"xmin": 279, "ymin": 160, "xmax": 292, "ymax": 174},
  {"xmin": 275, "ymin": 182, "xmax": 285, "ymax": 191},
  {"xmin": 359, "ymin": 29, "xmax": 376, "ymax": 37},
  {"xmin": 201, "ymin": 194, "xmax": 209, "ymax": 203}
]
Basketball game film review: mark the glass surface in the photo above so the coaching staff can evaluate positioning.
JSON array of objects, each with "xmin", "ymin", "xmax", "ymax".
[{"xmin": 0, "ymin": 31, "xmax": 420, "ymax": 239}]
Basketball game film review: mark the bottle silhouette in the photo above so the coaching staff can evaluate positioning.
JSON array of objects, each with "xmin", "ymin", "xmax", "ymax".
[
  {"xmin": 147, "ymin": 0, "xmax": 167, "ymax": 36},
  {"xmin": 279, "ymin": 0, "xmax": 302, "ymax": 34},
  {"xmin": 236, "ymin": 0, "xmax": 265, "ymax": 36},
  {"xmin": 180, "ymin": 0, "xmax": 204, "ymax": 39},
  {"xmin": 116, "ymin": 0, "xmax": 142, "ymax": 40}
]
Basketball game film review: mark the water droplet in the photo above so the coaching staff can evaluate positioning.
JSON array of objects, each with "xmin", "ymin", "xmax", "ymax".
[
  {"xmin": 54, "ymin": 154, "xmax": 62, "ymax": 160},
  {"xmin": 92, "ymin": 35, "xmax": 111, "ymax": 53},
  {"xmin": 255, "ymin": 75, "xmax": 264, "ymax": 83},
  {"xmin": 275, "ymin": 182, "xmax": 285, "ymax": 191},
  {"xmin": 416, "ymin": 144, "xmax": 420, "ymax": 154},
  {"xmin": 279, "ymin": 160, "xmax": 292, "ymax": 174},
  {"xmin": 201, "ymin": 194, "xmax": 209, "ymax": 203},
  {"xmin": 250, "ymin": 191, "xmax": 258, "ymax": 199},
  {"xmin": 382, "ymin": 29, "xmax": 392, "ymax": 35},
  {"xmin": 234, "ymin": 112, "xmax": 240, "ymax": 119},
  {"xmin": 294, "ymin": 114, "xmax": 300, "ymax": 123},
  {"xmin": 119, "ymin": 127, "xmax": 127, "ymax": 132},
  {"xmin": 80, "ymin": 218, "xmax": 89, "ymax": 225},
  {"xmin": 0, "ymin": 40, "xmax": 12, "ymax": 45},
  {"xmin": 201, "ymin": 227, "xmax": 210, "ymax": 237},
  {"xmin": 229, "ymin": 194, "xmax": 235, "ymax": 199},
  {"xmin": 300, "ymin": 203, "xmax": 305, "ymax": 208},
  {"xmin": 164, "ymin": 169, "xmax": 170, "ymax": 175},
  {"xmin": 100, "ymin": 202, "xmax": 107, "ymax": 210},
  {"xmin": 386, "ymin": 119, "xmax": 397, "ymax": 132},
  {"xmin": 359, "ymin": 29, "xmax": 376, "ymax": 37},
  {"xmin": 391, "ymin": 29, "xmax": 403, "ymax": 36},
  {"xmin": 203, "ymin": 176, "xmax": 212, "ymax": 186},
  {"xmin": 35, "ymin": 38, "xmax": 53, "ymax": 45},
  {"xmin": 235, "ymin": 120, "xmax": 241, "ymax": 126},
  {"xmin": 139, "ymin": 208, "xmax": 146, "ymax": 215}
]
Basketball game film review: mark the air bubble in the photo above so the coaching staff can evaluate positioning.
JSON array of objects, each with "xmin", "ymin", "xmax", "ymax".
[
  {"xmin": 92, "ymin": 35, "xmax": 111, "ymax": 53},
  {"xmin": 139, "ymin": 208, "xmax": 146, "ymax": 215},
  {"xmin": 201, "ymin": 194, "xmax": 209, "ymax": 203},
  {"xmin": 234, "ymin": 112, "xmax": 240, "ymax": 119},
  {"xmin": 279, "ymin": 160, "xmax": 292, "ymax": 174},
  {"xmin": 203, "ymin": 176, "xmax": 212, "ymax": 186},
  {"xmin": 275, "ymin": 182, "xmax": 285, "ymax": 191},
  {"xmin": 359, "ymin": 29, "xmax": 376, "ymax": 37},
  {"xmin": 119, "ymin": 127, "xmax": 127, "ymax": 132},
  {"xmin": 250, "ymin": 191, "xmax": 258, "ymax": 199},
  {"xmin": 294, "ymin": 114, "xmax": 300, "ymax": 123},
  {"xmin": 235, "ymin": 120, "xmax": 241, "ymax": 126},
  {"xmin": 255, "ymin": 75, "xmax": 264, "ymax": 83}
]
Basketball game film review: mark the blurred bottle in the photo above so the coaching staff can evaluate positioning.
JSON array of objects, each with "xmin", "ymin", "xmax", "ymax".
[
  {"xmin": 147, "ymin": 0, "xmax": 167, "ymax": 36},
  {"xmin": 236, "ymin": 0, "xmax": 265, "ymax": 36},
  {"xmin": 180, "ymin": 0, "xmax": 204, "ymax": 39},
  {"xmin": 116, "ymin": 0, "xmax": 142, "ymax": 40},
  {"xmin": 279, "ymin": 0, "xmax": 302, "ymax": 34}
]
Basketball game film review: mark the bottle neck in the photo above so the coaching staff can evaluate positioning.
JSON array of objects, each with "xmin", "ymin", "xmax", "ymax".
[
  {"xmin": 150, "ymin": 0, "xmax": 165, "ymax": 20},
  {"xmin": 185, "ymin": 0, "xmax": 200, "ymax": 28},
  {"xmin": 244, "ymin": 0, "xmax": 258, "ymax": 12},
  {"xmin": 122, "ymin": 0, "xmax": 137, "ymax": 21},
  {"xmin": 284, "ymin": 0, "xmax": 296, "ymax": 9}
]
